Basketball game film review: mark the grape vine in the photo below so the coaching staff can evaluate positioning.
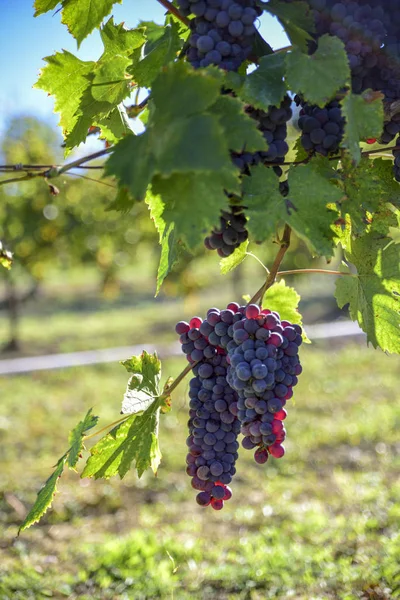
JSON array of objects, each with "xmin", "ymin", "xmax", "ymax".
[{"xmin": 0, "ymin": 0, "xmax": 399, "ymax": 530}]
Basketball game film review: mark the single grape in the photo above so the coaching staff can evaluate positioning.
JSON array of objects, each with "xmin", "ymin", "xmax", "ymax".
[
  {"xmin": 268, "ymin": 444, "xmax": 285, "ymax": 458},
  {"xmin": 254, "ymin": 447, "xmax": 269, "ymax": 464},
  {"xmin": 222, "ymin": 486, "xmax": 232, "ymax": 500},
  {"xmin": 211, "ymin": 484, "xmax": 226, "ymax": 499},
  {"xmin": 196, "ymin": 491, "xmax": 211, "ymax": 506},
  {"xmin": 211, "ymin": 498, "xmax": 224, "ymax": 510}
]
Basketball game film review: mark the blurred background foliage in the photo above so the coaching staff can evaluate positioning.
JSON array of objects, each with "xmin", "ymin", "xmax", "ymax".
[{"xmin": 0, "ymin": 116, "xmax": 156, "ymax": 349}]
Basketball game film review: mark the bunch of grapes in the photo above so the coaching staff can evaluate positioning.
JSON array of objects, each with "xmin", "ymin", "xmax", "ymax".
[
  {"xmin": 176, "ymin": 315, "xmax": 240, "ymax": 509},
  {"xmin": 304, "ymin": 1, "xmax": 400, "ymax": 147},
  {"xmin": 176, "ymin": 2, "xmax": 293, "ymax": 255},
  {"xmin": 295, "ymin": 1, "xmax": 399, "ymax": 154},
  {"xmin": 205, "ymin": 96, "xmax": 292, "ymax": 255},
  {"xmin": 378, "ymin": 115, "xmax": 400, "ymax": 145},
  {"xmin": 204, "ymin": 204, "xmax": 248, "ymax": 257},
  {"xmin": 360, "ymin": 10, "xmax": 399, "ymax": 99},
  {"xmin": 296, "ymin": 97, "xmax": 345, "ymax": 156},
  {"xmin": 231, "ymin": 96, "xmax": 293, "ymax": 172},
  {"xmin": 177, "ymin": 0, "xmax": 262, "ymax": 71},
  {"xmin": 176, "ymin": 303, "xmax": 303, "ymax": 509},
  {"xmin": 307, "ymin": 0, "xmax": 389, "ymax": 93}
]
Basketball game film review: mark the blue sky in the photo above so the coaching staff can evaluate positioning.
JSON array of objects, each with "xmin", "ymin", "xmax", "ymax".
[{"xmin": 0, "ymin": 0, "xmax": 288, "ymax": 142}]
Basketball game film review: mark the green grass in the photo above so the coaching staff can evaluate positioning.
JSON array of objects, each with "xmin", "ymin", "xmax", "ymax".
[{"xmin": 1, "ymin": 342, "xmax": 400, "ymax": 599}]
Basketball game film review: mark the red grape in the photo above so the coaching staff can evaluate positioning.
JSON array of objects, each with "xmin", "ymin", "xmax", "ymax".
[
  {"xmin": 274, "ymin": 409, "xmax": 287, "ymax": 421},
  {"xmin": 190, "ymin": 317, "xmax": 202, "ymax": 329},
  {"xmin": 268, "ymin": 443, "xmax": 285, "ymax": 458},
  {"xmin": 222, "ymin": 486, "xmax": 232, "ymax": 501},
  {"xmin": 211, "ymin": 498, "xmax": 224, "ymax": 510},
  {"xmin": 245, "ymin": 304, "xmax": 260, "ymax": 319}
]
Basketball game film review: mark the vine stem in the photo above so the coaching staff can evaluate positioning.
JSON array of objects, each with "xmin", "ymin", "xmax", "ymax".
[
  {"xmin": 156, "ymin": 0, "xmax": 191, "ymax": 26},
  {"xmin": 245, "ymin": 251, "xmax": 270, "ymax": 273},
  {"xmin": 276, "ymin": 268, "xmax": 353, "ymax": 277},
  {"xmin": 274, "ymin": 144, "xmax": 400, "ymax": 168},
  {"xmin": 83, "ymin": 414, "xmax": 131, "ymax": 442},
  {"xmin": 125, "ymin": 95, "xmax": 150, "ymax": 117},
  {"xmin": 1, "ymin": 145, "xmax": 400, "ymax": 184},
  {"xmin": 82, "ymin": 361, "xmax": 194, "ymax": 443},
  {"xmin": 0, "ymin": 148, "xmax": 113, "ymax": 187},
  {"xmin": 0, "ymin": 165, "xmax": 103, "ymax": 171},
  {"xmin": 248, "ymin": 224, "xmax": 292, "ymax": 306},
  {"xmin": 163, "ymin": 361, "xmax": 194, "ymax": 395},
  {"xmin": 53, "ymin": 147, "xmax": 114, "ymax": 177},
  {"xmin": 0, "ymin": 174, "xmax": 33, "ymax": 186},
  {"xmin": 67, "ymin": 172, "xmax": 117, "ymax": 188}
]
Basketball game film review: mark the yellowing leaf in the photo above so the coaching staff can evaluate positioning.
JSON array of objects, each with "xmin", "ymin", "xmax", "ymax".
[{"xmin": 263, "ymin": 280, "xmax": 309, "ymax": 341}]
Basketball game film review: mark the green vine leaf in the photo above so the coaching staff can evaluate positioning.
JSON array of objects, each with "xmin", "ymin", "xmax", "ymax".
[
  {"xmin": 100, "ymin": 17, "xmax": 145, "ymax": 58},
  {"xmin": 156, "ymin": 225, "xmax": 182, "ymax": 296},
  {"xmin": 34, "ymin": 0, "xmax": 123, "ymax": 46},
  {"xmin": 220, "ymin": 240, "xmax": 249, "ymax": 274},
  {"xmin": 146, "ymin": 192, "xmax": 183, "ymax": 296},
  {"xmin": 35, "ymin": 19, "xmax": 145, "ymax": 152},
  {"xmin": 242, "ymin": 166, "xmax": 286, "ymax": 243},
  {"xmin": 151, "ymin": 63, "xmax": 224, "ymax": 125},
  {"xmin": 335, "ymin": 213, "xmax": 400, "ymax": 354},
  {"xmin": 388, "ymin": 227, "xmax": 400, "ymax": 245},
  {"xmin": 68, "ymin": 409, "xmax": 99, "ymax": 469},
  {"xmin": 120, "ymin": 351, "xmax": 162, "ymax": 415},
  {"xmin": 106, "ymin": 186, "xmax": 134, "ymax": 213},
  {"xmin": 152, "ymin": 113, "xmax": 234, "ymax": 176},
  {"xmin": 81, "ymin": 404, "xmax": 162, "ymax": 480},
  {"xmin": 19, "ymin": 407, "xmax": 101, "ymax": 532},
  {"xmin": 82, "ymin": 352, "xmax": 163, "ymax": 480},
  {"xmin": 95, "ymin": 106, "xmax": 134, "ymax": 145},
  {"xmin": 209, "ymin": 95, "xmax": 268, "ymax": 153},
  {"xmin": 63, "ymin": 0, "xmax": 123, "ymax": 46},
  {"xmin": 35, "ymin": 50, "xmax": 94, "ymax": 140},
  {"xmin": 151, "ymin": 170, "xmax": 238, "ymax": 251},
  {"xmin": 92, "ymin": 55, "xmax": 132, "ymax": 104},
  {"xmin": 230, "ymin": 53, "xmax": 287, "ymax": 112},
  {"xmin": 129, "ymin": 20, "xmax": 182, "ymax": 88},
  {"xmin": 161, "ymin": 377, "xmax": 174, "ymax": 414},
  {"xmin": 64, "ymin": 86, "xmax": 116, "ymax": 150},
  {"xmin": 340, "ymin": 158, "xmax": 399, "ymax": 234},
  {"xmin": 286, "ymin": 35, "xmax": 350, "ymax": 107},
  {"xmin": 105, "ymin": 132, "xmax": 156, "ymax": 203},
  {"xmin": 341, "ymin": 90, "xmax": 384, "ymax": 164},
  {"xmin": 367, "ymin": 159, "xmax": 400, "ymax": 209},
  {"xmin": 287, "ymin": 161, "xmax": 341, "ymax": 257},
  {"xmin": 166, "ymin": 13, "xmax": 190, "ymax": 43},
  {"xmin": 263, "ymin": 279, "xmax": 309, "ymax": 341},
  {"xmin": 106, "ymin": 63, "xmax": 236, "ymax": 205},
  {"xmin": 19, "ymin": 456, "xmax": 67, "ymax": 534},
  {"xmin": 292, "ymin": 136, "xmax": 310, "ymax": 163},
  {"xmin": 33, "ymin": 0, "xmax": 59, "ymax": 16},
  {"xmin": 251, "ymin": 28, "xmax": 274, "ymax": 59}
]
